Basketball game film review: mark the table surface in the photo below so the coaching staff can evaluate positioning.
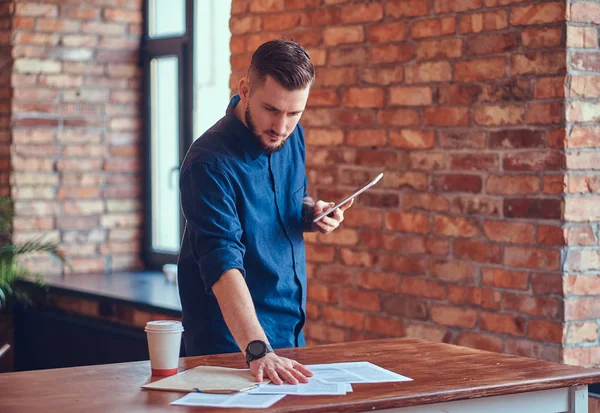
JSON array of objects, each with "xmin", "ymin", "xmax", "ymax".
[{"xmin": 1, "ymin": 337, "xmax": 600, "ymax": 413}]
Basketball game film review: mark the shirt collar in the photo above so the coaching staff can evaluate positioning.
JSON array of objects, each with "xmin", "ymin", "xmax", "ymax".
[{"xmin": 225, "ymin": 95, "xmax": 264, "ymax": 160}]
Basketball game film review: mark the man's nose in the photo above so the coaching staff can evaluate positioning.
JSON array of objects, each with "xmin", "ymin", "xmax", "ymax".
[{"xmin": 271, "ymin": 115, "xmax": 286, "ymax": 136}]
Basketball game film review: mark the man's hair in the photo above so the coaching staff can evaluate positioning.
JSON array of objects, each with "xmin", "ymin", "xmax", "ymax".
[{"xmin": 248, "ymin": 40, "xmax": 315, "ymax": 91}]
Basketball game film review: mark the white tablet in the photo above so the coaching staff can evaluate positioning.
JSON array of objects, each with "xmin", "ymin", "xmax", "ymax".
[{"xmin": 312, "ymin": 172, "xmax": 384, "ymax": 223}]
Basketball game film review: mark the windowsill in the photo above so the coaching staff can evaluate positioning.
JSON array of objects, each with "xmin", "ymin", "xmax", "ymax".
[{"xmin": 20, "ymin": 271, "xmax": 182, "ymax": 316}]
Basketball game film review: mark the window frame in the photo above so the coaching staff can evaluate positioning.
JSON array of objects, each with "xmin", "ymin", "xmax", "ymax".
[{"xmin": 141, "ymin": 0, "xmax": 195, "ymax": 270}]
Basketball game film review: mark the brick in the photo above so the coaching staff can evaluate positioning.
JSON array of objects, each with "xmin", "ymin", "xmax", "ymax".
[
  {"xmin": 305, "ymin": 244, "xmax": 335, "ymax": 263},
  {"xmin": 385, "ymin": 212, "xmax": 429, "ymax": 233},
  {"xmin": 304, "ymin": 128, "xmax": 344, "ymax": 146},
  {"xmin": 36, "ymin": 18, "xmax": 81, "ymax": 33},
  {"xmin": 566, "ymin": 249, "xmax": 600, "ymax": 272},
  {"xmin": 344, "ymin": 208, "xmax": 384, "ymax": 229},
  {"xmin": 454, "ymin": 240, "xmax": 501, "ymax": 263},
  {"xmin": 342, "ymin": 88, "xmax": 385, "ymax": 108},
  {"xmin": 529, "ymin": 101, "xmax": 563, "ymax": 125},
  {"xmin": 316, "ymin": 68, "xmax": 357, "ymax": 86},
  {"xmin": 412, "ymin": 17, "xmax": 456, "ymax": 39},
  {"xmin": 449, "ymin": 153, "xmax": 497, "ymax": 171},
  {"xmin": 321, "ymin": 306, "xmax": 364, "ymax": 330},
  {"xmin": 455, "ymin": 57, "xmax": 506, "ymax": 82},
  {"xmin": 489, "ymin": 130, "xmax": 545, "ymax": 149},
  {"xmin": 434, "ymin": 0, "xmax": 481, "ymax": 14},
  {"xmin": 385, "ymin": 171, "xmax": 429, "ymax": 191},
  {"xmin": 425, "ymin": 107, "xmax": 470, "ymax": 126},
  {"xmin": 504, "ymin": 198, "xmax": 562, "ymax": 219},
  {"xmin": 405, "ymin": 61, "xmax": 452, "ymax": 84},
  {"xmin": 507, "ymin": 338, "xmax": 560, "ymax": 363},
  {"xmin": 385, "ymin": 0, "xmax": 430, "ymax": 18},
  {"xmin": 538, "ymin": 224, "xmax": 565, "ymax": 246},
  {"xmin": 565, "ymin": 225, "xmax": 595, "ymax": 246},
  {"xmin": 529, "ymin": 320, "xmax": 563, "ymax": 343},
  {"xmin": 316, "ymin": 227, "xmax": 359, "ymax": 246},
  {"xmin": 567, "ymin": 26, "xmax": 599, "ymax": 48},
  {"xmin": 475, "ymin": 104, "xmax": 525, "ymax": 126},
  {"xmin": 455, "ymin": 332, "xmax": 503, "ymax": 353},
  {"xmin": 15, "ymin": 3, "xmax": 57, "ymax": 17},
  {"xmin": 307, "ymin": 89, "xmax": 339, "ymax": 107},
  {"xmin": 81, "ymin": 22, "xmax": 127, "ymax": 37},
  {"xmin": 566, "ymin": 322, "xmax": 598, "ymax": 344},
  {"xmin": 231, "ymin": 0, "xmax": 249, "ymax": 13},
  {"xmin": 246, "ymin": 34, "xmax": 282, "ymax": 52},
  {"xmin": 460, "ymin": 10, "xmax": 507, "ymax": 33},
  {"xmin": 511, "ymin": 2, "xmax": 565, "ymax": 26},
  {"xmin": 389, "ymin": 86, "xmax": 432, "ymax": 106},
  {"xmin": 570, "ymin": 76, "xmax": 600, "ymax": 99},
  {"xmin": 336, "ymin": 110, "xmax": 377, "ymax": 127},
  {"xmin": 340, "ymin": 3, "xmax": 383, "ymax": 23},
  {"xmin": 522, "ymin": 27, "xmax": 563, "ymax": 49},
  {"xmin": 483, "ymin": 220, "xmax": 537, "ymax": 244},
  {"xmin": 431, "ymin": 259, "xmax": 476, "ymax": 284},
  {"xmin": 566, "ymin": 296, "xmax": 600, "ymax": 321},
  {"xmin": 504, "ymin": 245, "xmax": 560, "ymax": 271},
  {"xmin": 383, "ymin": 295, "xmax": 429, "ymax": 320},
  {"xmin": 481, "ymin": 312, "xmax": 526, "ymax": 336},
  {"xmin": 329, "ymin": 46, "xmax": 367, "ymax": 66},
  {"xmin": 288, "ymin": 28, "xmax": 321, "ymax": 47},
  {"xmin": 467, "ymin": 32, "xmax": 519, "ymax": 56},
  {"xmin": 13, "ymin": 17, "xmax": 35, "ymax": 30},
  {"xmin": 439, "ymin": 85, "xmax": 481, "ymax": 106},
  {"xmin": 346, "ymin": 129, "xmax": 387, "ymax": 147},
  {"xmin": 323, "ymin": 26, "xmax": 364, "ymax": 46},
  {"xmin": 306, "ymin": 48, "xmax": 326, "ymax": 66},
  {"xmin": 504, "ymin": 151, "xmax": 565, "ymax": 171},
  {"xmin": 368, "ymin": 22, "xmax": 408, "ymax": 43},
  {"xmin": 486, "ymin": 175, "xmax": 539, "ymax": 196},
  {"xmin": 300, "ymin": 9, "xmax": 340, "ymax": 26},
  {"xmin": 370, "ymin": 44, "xmax": 414, "ymax": 64},
  {"xmin": 399, "ymin": 277, "xmax": 447, "ymax": 299},
  {"xmin": 341, "ymin": 288, "xmax": 380, "ymax": 311},
  {"xmin": 360, "ymin": 67, "xmax": 403, "ymax": 86},
  {"xmin": 229, "ymin": 16, "xmax": 262, "ymax": 35},
  {"xmin": 390, "ymin": 130, "xmax": 434, "ymax": 149},
  {"xmin": 568, "ymin": 101, "xmax": 600, "ymax": 123},
  {"xmin": 377, "ymin": 108, "xmax": 421, "ymax": 126},
  {"xmin": 431, "ymin": 305, "xmax": 477, "ymax": 328},
  {"xmin": 448, "ymin": 286, "xmax": 501, "ymax": 310},
  {"xmin": 404, "ymin": 192, "xmax": 450, "ymax": 212},
  {"xmin": 340, "ymin": 248, "xmax": 378, "ymax": 268},
  {"xmin": 249, "ymin": 0, "xmax": 284, "ymax": 13},
  {"xmin": 433, "ymin": 174, "xmax": 482, "ymax": 193},
  {"xmin": 409, "ymin": 152, "xmax": 446, "ymax": 170},
  {"xmin": 505, "ymin": 293, "xmax": 562, "ymax": 319},
  {"xmin": 482, "ymin": 268, "xmax": 529, "ymax": 290},
  {"xmin": 364, "ymin": 315, "xmax": 403, "ymax": 336},
  {"xmin": 570, "ymin": 1, "xmax": 600, "ymax": 24},
  {"xmin": 433, "ymin": 215, "xmax": 480, "ymax": 237},
  {"xmin": 14, "ymin": 32, "xmax": 60, "ymax": 46},
  {"xmin": 511, "ymin": 52, "xmax": 566, "ymax": 75},
  {"xmin": 13, "ymin": 59, "xmax": 62, "ymax": 74},
  {"xmin": 416, "ymin": 38, "xmax": 463, "ymax": 61},
  {"xmin": 439, "ymin": 130, "xmax": 486, "ymax": 149},
  {"xmin": 405, "ymin": 322, "xmax": 449, "ymax": 342},
  {"xmin": 61, "ymin": 6, "xmax": 100, "ymax": 20},
  {"xmin": 534, "ymin": 76, "xmax": 565, "ymax": 99},
  {"xmin": 357, "ymin": 271, "xmax": 399, "ymax": 292}
]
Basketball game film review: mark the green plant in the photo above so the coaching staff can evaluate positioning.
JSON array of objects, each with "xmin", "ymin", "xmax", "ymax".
[{"xmin": 0, "ymin": 198, "xmax": 68, "ymax": 312}]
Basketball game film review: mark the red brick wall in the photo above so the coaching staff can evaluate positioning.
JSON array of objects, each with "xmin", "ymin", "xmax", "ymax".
[
  {"xmin": 230, "ymin": 0, "xmax": 569, "ymax": 362},
  {"xmin": 0, "ymin": 2, "xmax": 12, "ymax": 199},
  {"xmin": 9, "ymin": 1, "xmax": 143, "ymax": 274},
  {"xmin": 563, "ymin": 1, "xmax": 600, "ymax": 367}
]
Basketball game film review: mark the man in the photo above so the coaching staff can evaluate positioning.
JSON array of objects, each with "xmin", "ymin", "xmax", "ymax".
[{"xmin": 177, "ymin": 40, "xmax": 353, "ymax": 385}]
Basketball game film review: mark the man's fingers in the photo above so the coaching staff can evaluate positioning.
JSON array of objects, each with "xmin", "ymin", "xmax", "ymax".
[
  {"xmin": 340, "ymin": 198, "xmax": 354, "ymax": 212},
  {"xmin": 278, "ymin": 367, "xmax": 299, "ymax": 385},
  {"xmin": 293, "ymin": 361, "xmax": 314, "ymax": 378},
  {"xmin": 267, "ymin": 368, "xmax": 283, "ymax": 385},
  {"xmin": 288, "ymin": 366, "xmax": 310, "ymax": 383},
  {"xmin": 255, "ymin": 365, "xmax": 264, "ymax": 382}
]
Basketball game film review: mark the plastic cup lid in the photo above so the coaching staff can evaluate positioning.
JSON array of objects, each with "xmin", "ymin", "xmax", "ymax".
[{"xmin": 145, "ymin": 320, "xmax": 184, "ymax": 332}]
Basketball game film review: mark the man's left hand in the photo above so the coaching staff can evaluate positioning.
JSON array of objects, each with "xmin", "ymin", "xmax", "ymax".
[{"xmin": 312, "ymin": 199, "xmax": 354, "ymax": 234}]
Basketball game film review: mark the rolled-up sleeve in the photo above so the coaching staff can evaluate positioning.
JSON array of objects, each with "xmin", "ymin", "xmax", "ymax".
[{"xmin": 180, "ymin": 162, "xmax": 245, "ymax": 294}]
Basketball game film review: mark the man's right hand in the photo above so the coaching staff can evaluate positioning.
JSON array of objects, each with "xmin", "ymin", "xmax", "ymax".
[{"xmin": 249, "ymin": 352, "xmax": 313, "ymax": 385}]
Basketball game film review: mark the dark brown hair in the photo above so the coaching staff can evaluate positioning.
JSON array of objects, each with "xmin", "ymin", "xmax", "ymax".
[{"xmin": 248, "ymin": 40, "xmax": 315, "ymax": 91}]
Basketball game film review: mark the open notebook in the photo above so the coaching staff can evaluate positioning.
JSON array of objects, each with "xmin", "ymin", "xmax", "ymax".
[{"xmin": 142, "ymin": 366, "xmax": 270, "ymax": 394}]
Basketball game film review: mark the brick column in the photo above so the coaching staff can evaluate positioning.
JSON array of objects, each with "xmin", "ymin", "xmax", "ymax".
[
  {"xmin": 9, "ymin": 1, "xmax": 144, "ymax": 274},
  {"xmin": 563, "ymin": 0, "xmax": 600, "ymax": 367},
  {"xmin": 0, "ymin": 1, "xmax": 12, "ymax": 198}
]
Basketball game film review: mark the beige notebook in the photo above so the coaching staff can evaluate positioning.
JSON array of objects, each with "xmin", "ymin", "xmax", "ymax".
[{"xmin": 142, "ymin": 366, "xmax": 270, "ymax": 394}]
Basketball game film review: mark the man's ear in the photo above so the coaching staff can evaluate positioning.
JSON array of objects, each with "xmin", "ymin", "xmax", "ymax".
[{"xmin": 238, "ymin": 77, "xmax": 250, "ymax": 102}]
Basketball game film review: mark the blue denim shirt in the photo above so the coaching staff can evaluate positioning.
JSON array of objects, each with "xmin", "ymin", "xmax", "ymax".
[{"xmin": 178, "ymin": 95, "xmax": 309, "ymax": 356}]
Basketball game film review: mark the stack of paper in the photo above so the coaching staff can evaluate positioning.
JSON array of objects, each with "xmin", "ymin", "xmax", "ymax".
[{"xmin": 166, "ymin": 362, "xmax": 412, "ymax": 408}]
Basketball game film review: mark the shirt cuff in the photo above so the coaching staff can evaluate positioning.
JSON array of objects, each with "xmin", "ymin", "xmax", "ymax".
[
  {"xmin": 302, "ymin": 196, "xmax": 315, "ymax": 232},
  {"xmin": 200, "ymin": 247, "xmax": 246, "ymax": 294}
]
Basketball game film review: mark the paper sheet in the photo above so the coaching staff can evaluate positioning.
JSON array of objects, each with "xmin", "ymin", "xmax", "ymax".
[
  {"xmin": 248, "ymin": 378, "xmax": 347, "ymax": 396},
  {"xmin": 171, "ymin": 392, "xmax": 285, "ymax": 408},
  {"xmin": 307, "ymin": 362, "xmax": 412, "ymax": 384}
]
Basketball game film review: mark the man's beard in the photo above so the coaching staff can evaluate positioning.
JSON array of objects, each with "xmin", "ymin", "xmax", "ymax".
[{"xmin": 245, "ymin": 106, "xmax": 289, "ymax": 154}]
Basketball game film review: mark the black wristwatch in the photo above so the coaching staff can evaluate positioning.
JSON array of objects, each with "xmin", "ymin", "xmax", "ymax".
[{"xmin": 245, "ymin": 340, "xmax": 273, "ymax": 366}]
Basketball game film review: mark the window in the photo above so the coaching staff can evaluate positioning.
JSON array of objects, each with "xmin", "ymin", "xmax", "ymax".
[{"xmin": 142, "ymin": 0, "xmax": 232, "ymax": 268}]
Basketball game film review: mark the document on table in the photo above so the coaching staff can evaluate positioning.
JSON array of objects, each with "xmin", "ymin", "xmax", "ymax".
[
  {"xmin": 248, "ymin": 378, "xmax": 347, "ymax": 396},
  {"xmin": 307, "ymin": 362, "xmax": 412, "ymax": 384},
  {"xmin": 171, "ymin": 392, "xmax": 285, "ymax": 408}
]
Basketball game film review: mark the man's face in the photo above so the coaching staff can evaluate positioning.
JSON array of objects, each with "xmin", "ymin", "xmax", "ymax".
[{"xmin": 244, "ymin": 75, "xmax": 310, "ymax": 154}]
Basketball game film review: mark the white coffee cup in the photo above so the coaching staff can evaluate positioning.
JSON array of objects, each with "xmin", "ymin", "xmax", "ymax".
[{"xmin": 145, "ymin": 320, "xmax": 184, "ymax": 376}]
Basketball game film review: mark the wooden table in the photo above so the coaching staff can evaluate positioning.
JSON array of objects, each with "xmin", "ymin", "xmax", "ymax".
[{"xmin": 1, "ymin": 337, "xmax": 599, "ymax": 412}]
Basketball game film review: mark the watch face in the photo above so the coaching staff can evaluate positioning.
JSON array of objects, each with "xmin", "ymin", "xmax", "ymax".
[{"xmin": 248, "ymin": 341, "xmax": 266, "ymax": 356}]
